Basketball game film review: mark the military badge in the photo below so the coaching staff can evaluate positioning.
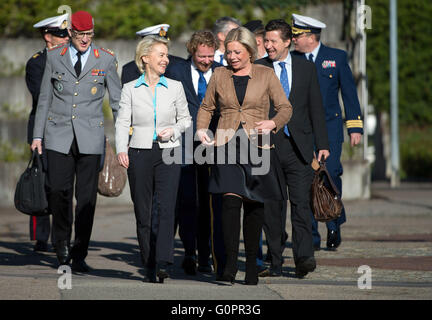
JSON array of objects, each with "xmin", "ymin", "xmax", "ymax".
[
  {"xmin": 54, "ymin": 80, "xmax": 63, "ymax": 92},
  {"xmin": 61, "ymin": 19, "xmax": 68, "ymax": 29},
  {"xmin": 91, "ymin": 69, "xmax": 105, "ymax": 76},
  {"xmin": 60, "ymin": 47, "xmax": 68, "ymax": 56},
  {"xmin": 322, "ymin": 60, "xmax": 336, "ymax": 69},
  {"xmin": 159, "ymin": 27, "xmax": 167, "ymax": 37},
  {"xmin": 91, "ymin": 86, "xmax": 98, "ymax": 95},
  {"xmin": 94, "ymin": 49, "xmax": 99, "ymax": 58}
]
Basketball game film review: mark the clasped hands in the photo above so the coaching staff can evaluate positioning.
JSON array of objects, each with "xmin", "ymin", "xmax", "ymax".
[
  {"xmin": 118, "ymin": 128, "xmax": 174, "ymax": 169},
  {"xmin": 197, "ymin": 120, "xmax": 276, "ymax": 146}
]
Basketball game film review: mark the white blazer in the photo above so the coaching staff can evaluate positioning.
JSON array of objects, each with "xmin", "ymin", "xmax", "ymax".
[{"xmin": 115, "ymin": 76, "xmax": 191, "ymax": 153}]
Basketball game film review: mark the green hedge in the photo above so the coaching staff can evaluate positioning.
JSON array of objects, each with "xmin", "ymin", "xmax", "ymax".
[
  {"xmin": 400, "ymin": 126, "xmax": 432, "ymax": 180},
  {"xmin": 0, "ymin": 0, "xmax": 324, "ymax": 39},
  {"xmin": 366, "ymin": 0, "xmax": 432, "ymax": 126}
]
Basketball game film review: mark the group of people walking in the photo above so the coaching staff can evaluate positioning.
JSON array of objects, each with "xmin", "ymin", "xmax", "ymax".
[{"xmin": 26, "ymin": 9, "xmax": 363, "ymax": 285}]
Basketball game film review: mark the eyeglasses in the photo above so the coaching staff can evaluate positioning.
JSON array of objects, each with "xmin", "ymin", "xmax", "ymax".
[{"xmin": 72, "ymin": 30, "xmax": 94, "ymax": 39}]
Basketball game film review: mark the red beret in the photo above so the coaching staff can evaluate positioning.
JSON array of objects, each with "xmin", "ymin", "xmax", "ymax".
[{"xmin": 71, "ymin": 11, "xmax": 94, "ymax": 31}]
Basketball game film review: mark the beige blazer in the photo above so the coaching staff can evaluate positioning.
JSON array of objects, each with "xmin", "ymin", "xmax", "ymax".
[
  {"xmin": 115, "ymin": 77, "xmax": 191, "ymax": 153},
  {"xmin": 196, "ymin": 64, "xmax": 292, "ymax": 147}
]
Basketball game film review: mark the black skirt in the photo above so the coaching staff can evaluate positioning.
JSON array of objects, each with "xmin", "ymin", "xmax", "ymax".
[{"xmin": 208, "ymin": 127, "xmax": 287, "ymax": 203}]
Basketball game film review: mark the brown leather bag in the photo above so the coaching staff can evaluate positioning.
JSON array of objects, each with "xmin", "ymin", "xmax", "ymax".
[
  {"xmin": 98, "ymin": 137, "xmax": 127, "ymax": 197},
  {"xmin": 311, "ymin": 161, "xmax": 343, "ymax": 222}
]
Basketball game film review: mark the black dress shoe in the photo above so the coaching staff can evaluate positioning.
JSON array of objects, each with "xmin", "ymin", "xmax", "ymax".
[
  {"xmin": 181, "ymin": 256, "xmax": 197, "ymax": 275},
  {"xmin": 157, "ymin": 262, "xmax": 170, "ymax": 283},
  {"xmin": 216, "ymin": 273, "xmax": 235, "ymax": 284},
  {"xmin": 142, "ymin": 267, "xmax": 157, "ymax": 283},
  {"xmin": 34, "ymin": 240, "xmax": 48, "ymax": 252},
  {"xmin": 71, "ymin": 259, "xmax": 92, "ymax": 272},
  {"xmin": 326, "ymin": 230, "xmax": 341, "ymax": 251},
  {"xmin": 55, "ymin": 240, "xmax": 70, "ymax": 265},
  {"xmin": 257, "ymin": 266, "xmax": 270, "ymax": 277},
  {"xmin": 244, "ymin": 278, "xmax": 258, "ymax": 285},
  {"xmin": 295, "ymin": 256, "xmax": 316, "ymax": 279},
  {"xmin": 197, "ymin": 264, "xmax": 212, "ymax": 273},
  {"xmin": 268, "ymin": 266, "xmax": 282, "ymax": 277}
]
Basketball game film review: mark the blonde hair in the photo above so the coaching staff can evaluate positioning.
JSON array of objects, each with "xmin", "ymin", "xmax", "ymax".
[
  {"xmin": 224, "ymin": 27, "xmax": 258, "ymax": 63},
  {"xmin": 135, "ymin": 36, "xmax": 170, "ymax": 73}
]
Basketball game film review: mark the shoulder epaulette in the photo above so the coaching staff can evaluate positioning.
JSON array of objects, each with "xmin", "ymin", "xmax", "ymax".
[
  {"xmin": 100, "ymin": 47, "xmax": 115, "ymax": 56},
  {"xmin": 48, "ymin": 43, "xmax": 67, "ymax": 52},
  {"xmin": 32, "ymin": 53, "xmax": 40, "ymax": 59},
  {"xmin": 60, "ymin": 47, "xmax": 68, "ymax": 56}
]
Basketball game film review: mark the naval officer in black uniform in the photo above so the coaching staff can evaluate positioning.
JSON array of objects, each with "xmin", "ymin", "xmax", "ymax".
[{"xmin": 25, "ymin": 13, "xmax": 70, "ymax": 252}]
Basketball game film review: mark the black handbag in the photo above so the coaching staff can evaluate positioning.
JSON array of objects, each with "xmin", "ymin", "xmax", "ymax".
[
  {"xmin": 14, "ymin": 150, "xmax": 49, "ymax": 216},
  {"xmin": 311, "ymin": 161, "xmax": 343, "ymax": 222}
]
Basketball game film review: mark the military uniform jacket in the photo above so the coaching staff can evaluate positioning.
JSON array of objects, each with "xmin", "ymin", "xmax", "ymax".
[
  {"xmin": 33, "ymin": 43, "xmax": 121, "ymax": 155},
  {"xmin": 25, "ymin": 49, "xmax": 47, "ymax": 144},
  {"xmin": 293, "ymin": 44, "xmax": 363, "ymax": 142}
]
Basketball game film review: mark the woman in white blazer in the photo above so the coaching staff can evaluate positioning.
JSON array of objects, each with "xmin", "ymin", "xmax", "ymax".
[{"xmin": 116, "ymin": 36, "xmax": 191, "ymax": 283}]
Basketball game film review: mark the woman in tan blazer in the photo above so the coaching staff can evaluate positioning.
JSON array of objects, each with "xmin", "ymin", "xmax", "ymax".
[
  {"xmin": 196, "ymin": 27, "xmax": 292, "ymax": 285},
  {"xmin": 116, "ymin": 36, "xmax": 191, "ymax": 283}
]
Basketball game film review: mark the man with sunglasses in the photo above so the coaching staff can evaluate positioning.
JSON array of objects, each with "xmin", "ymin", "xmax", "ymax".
[
  {"xmin": 31, "ymin": 10, "xmax": 121, "ymax": 272},
  {"xmin": 26, "ymin": 13, "xmax": 70, "ymax": 253}
]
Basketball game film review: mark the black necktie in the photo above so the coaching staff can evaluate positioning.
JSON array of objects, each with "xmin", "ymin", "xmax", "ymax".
[
  {"xmin": 74, "ymin": 52, "xmax": 82, "ymax": 77},
  {"xmin": 308, "ymin": 53, "xmax": 314, "ymax": 62}
]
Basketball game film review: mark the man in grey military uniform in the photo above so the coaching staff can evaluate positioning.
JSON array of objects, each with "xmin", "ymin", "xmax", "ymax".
[{"xmin": 31, "ymin": 10, "xmax": 121, "ymax": 272}]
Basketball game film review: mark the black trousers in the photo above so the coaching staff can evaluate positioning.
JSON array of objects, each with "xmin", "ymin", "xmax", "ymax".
[
  {"xmin": 46, "ymin": 137, "xmax": 100, "ymax": 261},
  {"xmin": 222, "ymin": 195, "xmax": 264, "ymax": 281},
  {"xmin": 264, "ymin": 135, "xmax": 314, "ymax": 265},
  {"xmin": 176, "ymin": 163, "xmax": 219, "ymax": 265},
  {"xmin": 127, "ymin": 144, "xmax": 181, "ymax": 267}
]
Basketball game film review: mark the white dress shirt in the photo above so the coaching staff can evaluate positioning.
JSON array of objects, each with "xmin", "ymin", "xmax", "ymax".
[
  {"xmin": 272, "ymin": 52, "xmax": 293, "ymax": 90},
  {"xmin": 190, "ymin": 61, "xmax": 213, "ymax": 95},
  {"xmin": 69, "ymin": 44, "xmax": 91, "ymax": 71},
  {"xmin": 305, "ymin": 42, "xmax": 321, "ymax": 62},
  {"xmin": 214, "ymin": 49, "xmax": 227, "ymax": 66}
]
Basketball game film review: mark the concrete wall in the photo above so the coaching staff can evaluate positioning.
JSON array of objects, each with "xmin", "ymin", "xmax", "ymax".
[{"xmin": 0, "ymin": 1, "xmax": 371, "ymax": 204}]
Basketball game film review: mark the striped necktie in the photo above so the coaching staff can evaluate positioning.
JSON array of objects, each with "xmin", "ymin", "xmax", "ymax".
[{"xmin": 279, "ymin": 62, "xmax": 290, "ymax": 137}]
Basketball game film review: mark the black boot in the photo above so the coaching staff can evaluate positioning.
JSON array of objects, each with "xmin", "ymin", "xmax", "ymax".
[
  {"xmin": 243, "ymin": 201, "xmax": 264, "ymax": 285},
  {"xmin": 220, "ymin": 195, "xmax": 243, "ymax": 283}
]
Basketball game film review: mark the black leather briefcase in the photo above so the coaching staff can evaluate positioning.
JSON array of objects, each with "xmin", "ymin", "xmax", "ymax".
[{"xmin": 14, "ymin": 150, "xmax": 49, "ymax": 216}]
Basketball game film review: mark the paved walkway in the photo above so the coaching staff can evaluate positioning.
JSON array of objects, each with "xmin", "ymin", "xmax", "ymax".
[{"xmin": 0, "ymin": 182, "xmax": 431, "ymax": 300}]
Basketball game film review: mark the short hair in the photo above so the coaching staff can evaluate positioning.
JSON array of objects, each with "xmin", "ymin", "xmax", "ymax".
[
  {"xmin": 135, "ymin": 35, "xmax": 170, "ymax": 74},
  {"xmin": 212, "ymin": 16, "xmax": 242, "ymax": 36},
  {"xmin": 265, "ymin": 19, "xmax": 292, "ymax": 41},
  {"xmin": 224, "ymin": 27, "xmax": 258, "ymax": 63},
  {"xmin": 253, "ymin": 26, "xmax": 266, "ymax": 40},
  {"xmin": 311, "ymin": 33, "xmax": 321, "ymax": 42},
  {"xmin": 186, "ymin": 30, "xmax": 217, "ymax": 55}
]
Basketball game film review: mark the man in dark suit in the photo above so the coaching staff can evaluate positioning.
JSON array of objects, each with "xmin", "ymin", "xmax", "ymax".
[
  {"xmin": 120, "ymin": 24, "xmax": 185, "ymax": 86},
  {"xmin": 291, "ymin": 13, "xmax": 363, "ymax": 251},
  {"xmin": 164, "ymin": 30, "xmax": 225, "ymax": 277},
  {"xmin": 255, "ymin": 19, "xmax": 329, "ymax": 278},
  {"xmin": 26, "ymin": 13, "xmax": 70, "ymax": 252}
]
